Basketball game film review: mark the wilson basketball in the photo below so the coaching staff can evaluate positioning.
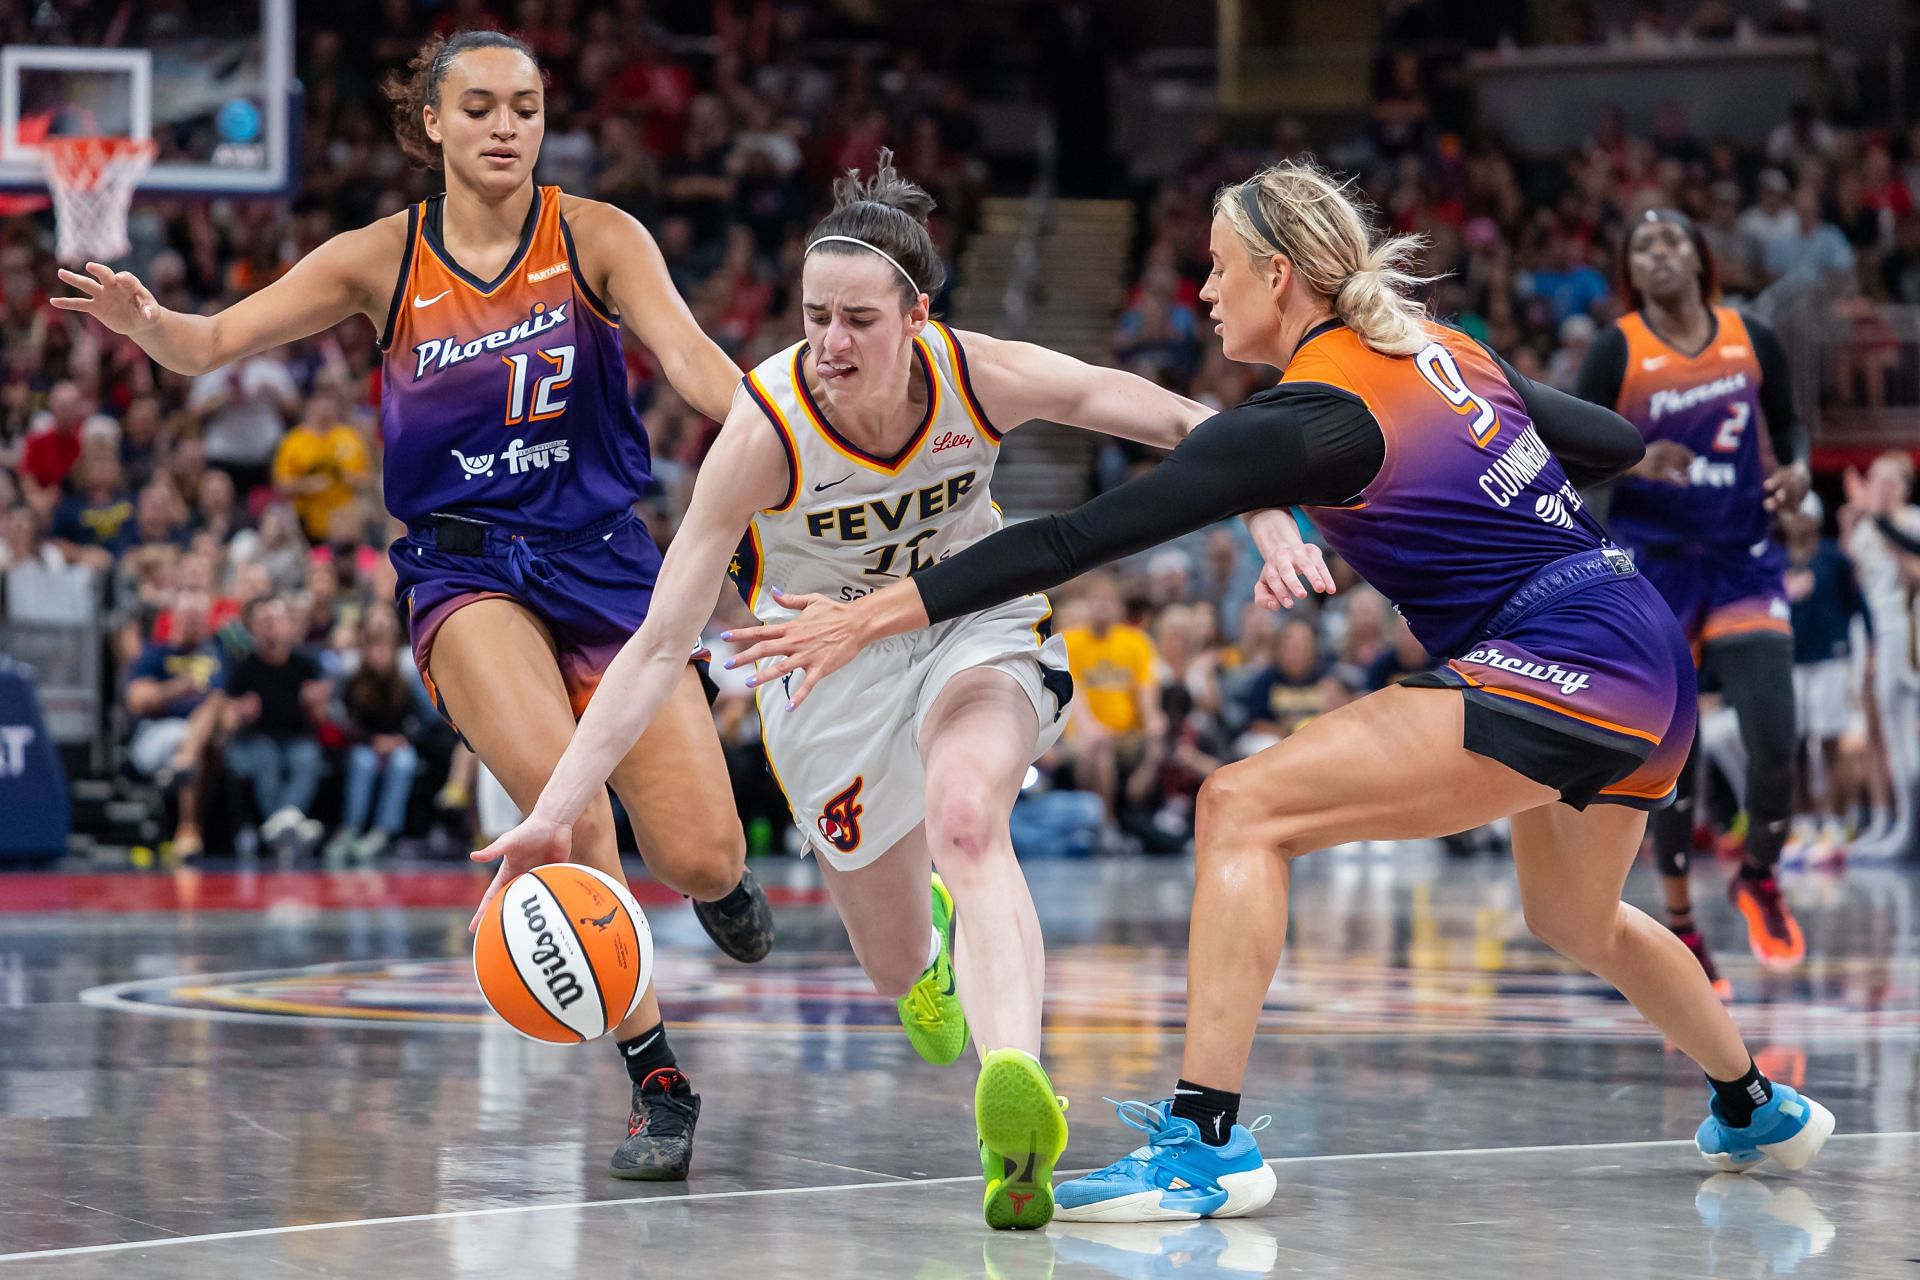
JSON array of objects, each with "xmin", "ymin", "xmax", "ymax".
[{"xmin": 473, "ymin": 864, "xmax": 653, "ymax": 1043}]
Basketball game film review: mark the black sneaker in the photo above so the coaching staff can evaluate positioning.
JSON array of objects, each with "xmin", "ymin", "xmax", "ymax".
[
  {"xmin": 610, "ymin": 1067, "xmax": 701, "ymax": 1181},
  {"xmin": 692, "ymin": 865, "xmax": 775, "ymax": 963}
]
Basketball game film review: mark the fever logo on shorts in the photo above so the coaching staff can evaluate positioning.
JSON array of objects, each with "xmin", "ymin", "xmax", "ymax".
[{"xmin": 818, "ymin": 778, "xmax": 865, "ymax": 853}]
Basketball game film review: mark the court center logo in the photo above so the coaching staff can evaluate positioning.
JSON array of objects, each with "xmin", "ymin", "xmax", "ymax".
[{"xmin": 818, "ymin": 777, "xmax": 866, "ymax": 853}]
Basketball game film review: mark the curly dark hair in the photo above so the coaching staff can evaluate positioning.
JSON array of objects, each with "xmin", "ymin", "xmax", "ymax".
[{"xmin": 382, "ymin": 29, "xmax": 539, "ymax": 170}]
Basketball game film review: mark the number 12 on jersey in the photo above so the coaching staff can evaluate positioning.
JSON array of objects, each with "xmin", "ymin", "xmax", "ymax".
[{"xmin": 502, "ymin": 346, "xmax": 574, "ymax": 425}]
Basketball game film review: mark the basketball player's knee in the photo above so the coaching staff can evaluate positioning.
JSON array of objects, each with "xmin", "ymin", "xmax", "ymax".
[
  {"xmin": 653, "ymin": 832, "xmax": 746, "ymax": 902},
  {"xmin": 927, "ymin": 791, "xmax": 1001, "ymax": 865},
  {"xmin": 1197, "ymin": 765, "xmax": 1300, "ymax": 857},
  {"xmin": 1522, "ymin": 901, "xmax": 1615, "ymax": 966}
]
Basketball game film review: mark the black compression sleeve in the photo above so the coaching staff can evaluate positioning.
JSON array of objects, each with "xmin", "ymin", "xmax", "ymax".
[
  {"xmin": 914, "ymin": 387, "xmax": 1384, "ymax": 624},
  {"xmin": 1574, "ymin": 324, "xmax": 1629, "ymax": 409},
  {"xmin": 1482, "ymin": 343, "xmax": 1647, "ymax": 487},
  {"xmin": 1747, "ymin": 318, "xmax": 1806, "ymax": 466}
]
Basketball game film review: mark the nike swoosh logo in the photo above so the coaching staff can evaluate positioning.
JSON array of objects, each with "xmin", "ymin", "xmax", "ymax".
[
  {"xmin": 814, "ymin": 474, "xmax": 855, "ymax": 492},
  {"xmin": 623, "ymin": 1031, "xmax": 662, "ymax": 1057},
  {"xmin": 413, "ymin": 289, "xmax": 452, "ymax": 308},
  {"xmin": 1641, "ymin": 356, "xmax": 1670, "ymax": 371}
]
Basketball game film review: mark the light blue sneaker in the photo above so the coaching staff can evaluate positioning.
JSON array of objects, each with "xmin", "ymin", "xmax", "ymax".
[
  {"xmin": 1695, "ymin": 1083, "xmax": 1835, "ymax": 1173},
  {"xmin": 1054, "ymin": 1100, "xmax": 1276, "ymax": 1223}
]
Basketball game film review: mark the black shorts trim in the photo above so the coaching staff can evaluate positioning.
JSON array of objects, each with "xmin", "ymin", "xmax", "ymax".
[{"xmin": 1401, "ymin": 670, "xmax": 1658, "ymax": 812}]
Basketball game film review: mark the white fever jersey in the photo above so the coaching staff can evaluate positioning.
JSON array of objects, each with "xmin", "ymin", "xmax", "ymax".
[{"xmin": 730, "ymin": 322, "xmax": 1007, "ymax": 619}]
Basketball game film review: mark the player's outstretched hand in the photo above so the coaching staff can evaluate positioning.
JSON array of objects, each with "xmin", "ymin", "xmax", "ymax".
[
  {"xmin": 1253, "ymin": 541, "xmax": 1336, "ymax": 611},
  {"xmin": 50, "ymin": 262, "xmax": 161, "ymax": 336},
  {"xmin": 722, "ymin": 586, "xmax": 862, "ymax": 712},
  {"xmin": 469, "ymin": 815, "xmax": 573, "ymax": 933}
]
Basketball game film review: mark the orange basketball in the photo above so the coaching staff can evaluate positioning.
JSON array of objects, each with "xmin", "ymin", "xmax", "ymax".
[{"xmin": 472, "ymin": 863, "xmax": 654, "ymax": 1043}]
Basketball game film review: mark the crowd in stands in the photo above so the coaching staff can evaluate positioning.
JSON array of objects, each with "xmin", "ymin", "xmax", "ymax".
[{"xmin": 0, "ymin": 0, "xmax": 1914, "ymax": 867}]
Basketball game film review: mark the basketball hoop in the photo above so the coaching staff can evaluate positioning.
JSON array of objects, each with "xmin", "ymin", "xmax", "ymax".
[{"xmin": 40, "ymin": 137, "xmax": 155, "ymax": 264}]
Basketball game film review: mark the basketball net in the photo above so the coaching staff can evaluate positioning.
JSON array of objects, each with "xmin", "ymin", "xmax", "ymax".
[{"xmin": 41, "ymin": 137, "xmax": 156, "ymax": 264}]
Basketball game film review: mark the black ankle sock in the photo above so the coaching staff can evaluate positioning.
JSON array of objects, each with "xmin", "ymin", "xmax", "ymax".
[
  {"xmin": 703, "ymin": 877, "xmax": 754, "ymax": 915},
  {"xmin": 1667, "ymin": 910, "xmax": 1697, "ymax": 935},
  {"xmin": 1170, "ymin": 1078, "xmax": 1240, "ymax": 1147},
  {"xmin": 617, "ymin": 1021, "xmax": 676, "ymax": 1086},
  {"xmin": 1708, "ymin": 1059, "xmax": 1773, "ymax": 1128}
]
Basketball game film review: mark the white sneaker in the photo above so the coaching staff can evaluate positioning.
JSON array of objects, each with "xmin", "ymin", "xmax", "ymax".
[{"xmin": 260, "ymin": 807, "xmax": 301, "ymax": 840}]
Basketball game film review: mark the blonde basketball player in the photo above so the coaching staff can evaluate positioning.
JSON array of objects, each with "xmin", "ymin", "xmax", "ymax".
[{"xmin": 481, "ymin": 153, "xmax": 1329, "ymax": 1229}]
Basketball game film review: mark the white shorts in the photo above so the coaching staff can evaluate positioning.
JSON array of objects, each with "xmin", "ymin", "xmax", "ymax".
[
  {"xmin": 757, "ymin": 595, "xmax": 1072, "ymax": 871},
  {"xmin": 1793, "ymin": 658, "xmax": 1851, "ymax": 742}
]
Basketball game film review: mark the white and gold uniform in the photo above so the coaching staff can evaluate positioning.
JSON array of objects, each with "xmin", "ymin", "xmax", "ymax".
[{"xmin": 732, "ymin": 322, "xmax": 1071, "ymax": 868}]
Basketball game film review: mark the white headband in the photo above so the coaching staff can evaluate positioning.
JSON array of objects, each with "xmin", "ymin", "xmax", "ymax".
[{"xmin": 804, "ymin": 234, "xmax": 919, "ymax": 292}]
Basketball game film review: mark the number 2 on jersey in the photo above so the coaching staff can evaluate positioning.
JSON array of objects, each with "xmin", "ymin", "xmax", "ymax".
[
  {"xmin": 1712, "ymin": 401, "xmax": 1749, "ymax": 452},
  {"xmin": 1414, "ymin": 342, "xmax": 1499, "ymax": 447},
  {"xmin": 502, "ymin": 345, "xmax": 574, "ymax": 425}
]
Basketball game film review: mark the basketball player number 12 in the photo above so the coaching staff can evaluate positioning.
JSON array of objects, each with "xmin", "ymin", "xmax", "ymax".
[
  {"xmin": 1415, "ymin": 342, "xmax": 1499, "ymax": 448},
  {"xmin": 502, "ymin": 346, "xmax": 575, "ymax": 425}
]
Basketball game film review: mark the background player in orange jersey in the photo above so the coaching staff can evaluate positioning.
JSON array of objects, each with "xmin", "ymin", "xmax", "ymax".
[
  {"xmin": 52, "ymin": 29, "xmax": 773, "ymax": 1182},
  {"xmin": 1578, "ymin": 211, "xmax": 1810, "ymax": 986}
]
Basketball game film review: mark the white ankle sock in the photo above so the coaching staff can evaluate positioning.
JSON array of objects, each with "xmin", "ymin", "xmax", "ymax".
[{"xmin": 925, "ymin": 924, "xmax": 943, "ymax": 971}]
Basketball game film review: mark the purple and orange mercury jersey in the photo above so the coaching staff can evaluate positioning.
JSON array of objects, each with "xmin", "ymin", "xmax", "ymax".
[
  {"xmin": 1606, "ymin": 306, "xmax": 1771, "ymax": 551},
  {"xmin": 379, "ymin": 186, "xmax": 653, "ymax": 533},
  {"xmin": 1297, "ymin": 324, "xmax": 1605, "ymax": 657}
]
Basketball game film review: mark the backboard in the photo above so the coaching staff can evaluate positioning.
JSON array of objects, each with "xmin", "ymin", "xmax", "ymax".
[{"xmin": 0, "ymin": 0, "xmax": 295, "ymax": 195}]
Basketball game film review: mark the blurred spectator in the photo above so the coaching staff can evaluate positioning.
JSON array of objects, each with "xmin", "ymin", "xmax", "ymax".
[
  {"xmin": 222, "ymin": 596, "xmax": 330, "ymax": 854},
  {"xmin": 1737, "ymin": 170, "xmax": 1798, "ymax": 265},
  {"xmin": 1366, "ymin": 615, "xmax": 1436, "ymax": 690},
  {"xmin": 1060, "ymin": 572, "xmax": 1163, "ymax": 816},
  {"xmin": 1237, "ymin": 617, "xmax": 1332, "ymax": 745},
  {"xmin": 326, "ymin": 608, "xmax": 420, "ymax": 862},
  {"xmin": 273, "ymin": 385, "xmax": 371, "ymax": 542},
  {"xmin": 1767, "ymin": 102, "xmax": 1837, "ymax": 169},
  {"xmin": 49, "ymin": 448, "xmax": 135, "ymax": 570},
  {"xmin": 123, "ymin": 585, "xmax": 226, "ymax": 860},
  {"xmin": 1761, "ymin": 186, "xmax": 1856, "ymax": 289},
  {"xmin": 0, "ymin": 505, "xmax": 61, "ymax": 573},
  {"xmin": 189, "ymin": 347, "xmax": 300, "ymax": 495},
  {"xmin": 18, "ymin": 382, "xmax": 94, "ymax": 502}
]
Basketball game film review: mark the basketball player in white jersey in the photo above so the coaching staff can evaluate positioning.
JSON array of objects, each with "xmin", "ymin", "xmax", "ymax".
[{"xmin": 479, "ymin": 152, "xmax": 1329, "ymax": 1229}]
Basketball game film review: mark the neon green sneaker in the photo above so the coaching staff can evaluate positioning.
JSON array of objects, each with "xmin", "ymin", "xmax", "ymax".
[
  {"xmin": 977, "ymin": 1048, "xmax": 1070, "ymax": 1231},
  {"xmin": 897, "ymin": 873, "xmax": 969, "ymax": 1065}
]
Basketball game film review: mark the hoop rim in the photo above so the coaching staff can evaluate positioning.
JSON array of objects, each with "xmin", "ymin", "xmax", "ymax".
[{"xmin": 42, "ymin": 136, "xmax": 158, "ymax": 190}]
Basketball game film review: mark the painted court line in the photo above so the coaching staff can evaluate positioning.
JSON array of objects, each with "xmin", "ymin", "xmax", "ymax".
[{"xmin": 2, "ymin": 1130, "xmax": 1913, "ymax": 1265}]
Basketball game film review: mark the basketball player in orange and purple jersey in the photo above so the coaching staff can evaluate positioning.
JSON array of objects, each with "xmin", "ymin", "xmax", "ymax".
[
  {"xmin": 52, "ymin": 29, "xmax": 772, "ymax": 1182},
  {"xmin": 1578, "ymin": 210, "xmax": 1810, "ymax": 985},
  {"xmin": 731, "ymin": 162, "xmax": 1833, "ymax": 1219}
]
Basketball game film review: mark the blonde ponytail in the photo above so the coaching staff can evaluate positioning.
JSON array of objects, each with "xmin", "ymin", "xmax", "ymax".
[{"xmin": 1216, "ymin": 160, "xmax": 1436, "ymax": 357}]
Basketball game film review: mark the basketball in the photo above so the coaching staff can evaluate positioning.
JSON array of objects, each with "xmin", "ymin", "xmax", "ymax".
[{"xmin": 472, "ymin": 864, "xmax": 653, "ymax": 1043}]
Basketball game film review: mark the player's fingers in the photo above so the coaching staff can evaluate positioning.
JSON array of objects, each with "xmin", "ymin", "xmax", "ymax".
[
  {"xmin": 1275, "ymin": 561, "xmax": 1308, "ymax": 600},
  {"xmin": 1307, "ymin": 548, "xmax": 1336, "ymax": 593},
  {"xmin": 57, "ymin": 268, "xmax": 102, "ymax": 294},
  {"xmin": 47, "ymin": 297, "xmax": 90, "ymax": 311},
  {"xmin": 768, "ymin": 587, "xmax": 825, "ymax": 609},
  {"xmin": 788, "ymin": 668, "xmax": 823, "ymax": 709},
  {"xmin": 727, "ymin": 637, "xmax": 791, "ymax": 668},
  {"xmin": 745, "ymin": 655, "xmax": 801, "ymax": 688}
]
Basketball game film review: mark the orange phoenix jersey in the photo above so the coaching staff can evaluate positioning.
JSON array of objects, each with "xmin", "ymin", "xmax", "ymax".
[
  {"xmin": 378, "ymin": 186, "xmax": 653, "ymax": 534},
  {"xmin": 1294, "ymin": 322, "xmax": 1605, "ymax": 658},
  {"xmin": 1608, "ymin": 306, "xmax": 1772, "ymax": 551}
]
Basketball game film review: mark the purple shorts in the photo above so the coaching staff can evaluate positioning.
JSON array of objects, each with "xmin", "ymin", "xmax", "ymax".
[
  {"xmin": 1410, "ymin": 555, "xmax": 1698, "ymax": 810},
  {"xmin": 391, "ymin": 509, "xmax": 659, "ymax": 726},
  {"xmin": 1630, "ymin": 540, "xmax": 1792, "ymax": 654}
]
